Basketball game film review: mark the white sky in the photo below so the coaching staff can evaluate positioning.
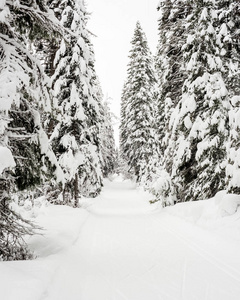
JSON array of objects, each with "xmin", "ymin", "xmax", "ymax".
[{"xmin": 87, "ymin": 0, "xmax": 159, "ymax": 145}]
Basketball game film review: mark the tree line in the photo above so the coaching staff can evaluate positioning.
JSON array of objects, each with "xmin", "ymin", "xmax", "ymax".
[
  {"xmin": 0, "ymin": 0, "xmax": 115, "ymax": 260},
  {"xmin": 120, "ymin": 0, "xmax": 240, "ymax": 205}
]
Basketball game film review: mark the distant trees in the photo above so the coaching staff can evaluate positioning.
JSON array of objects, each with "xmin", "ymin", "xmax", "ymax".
[
  {"xmin": 120, "ymin": 22, "xmax": 159, "ymax": 185},
  {"xmin": 100, "ymin": 98, "xmax": 116, "ymax": 178}
]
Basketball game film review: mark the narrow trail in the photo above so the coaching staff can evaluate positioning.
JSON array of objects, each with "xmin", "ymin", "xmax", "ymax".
[{"xmin": 43, "ymin": 178, "xmax": 240, "ymax": 300}]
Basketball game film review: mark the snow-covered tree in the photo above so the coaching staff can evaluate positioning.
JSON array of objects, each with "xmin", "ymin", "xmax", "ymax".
[
  {"xmin": 0, "ymin": 0, "xmax": 63, "ymax": 260},
  {"xmin": 120, "ymin": 22, "xmax": 158, "ymax": 184},
  {"xmin": 0, "ymin": 154, "xmax": 35, "ymax": 260},
  {"xmin": 217, "ymin": 1, "xmax": 240, "ymax": 98},
  {"xmin": 119, "ymin": 81, "xmax": 130, "ymax": 165},
  {"xmin": 227, "ymin": 96, "xmax": 240, "ymax": 194},
  {"xmin": 217, "ymin": 1, "xmax": 240, "ymax": 193},
  {"xmin": 100, "ymin": 98, "xmax": 116, "ymax": 177},
  {"xmin": 156, "ymin": 0, "xmax": 190, "ymax": 107},
  {"xmin": 156, "ymin": 0, "xmax": 192, "ymax": 169},
  {"xmin": 1, "ymin": 0, "xmax": 64, "ymax": 188},
  {"xmin": 170, "ymin": 0, "xmax": 229, "ymax": 202},
  {"xmin": 50, "ymin": 0, "xmax": 103, "ymax": 204},
  {"xmin": 0, "ymin": 148, "xmax": 34, "ymax": 261}
]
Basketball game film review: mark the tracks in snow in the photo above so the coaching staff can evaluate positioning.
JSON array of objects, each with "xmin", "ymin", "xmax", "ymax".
[{"xmin": 42, "ymin": 179, "xmax": 240, "ymax": 300}]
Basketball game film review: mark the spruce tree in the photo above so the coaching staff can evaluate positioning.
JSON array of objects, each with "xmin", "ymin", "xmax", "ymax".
[
  {"xmin": 119, "ymin": 82, "xmax": 130, "ymax": 169},
  {"xmin": 120, "ymin": 22, "xmax": 158, "ymax": 184},
  {"xmin": 156, "ymin": 0, "xmax": 189, "ymax": 107},
  {"xmin": 0, "ymin": 0, "xmax": 62, "ymax": 260},
  {"xmin": 217, "ymin": 0, "xmax": 240, "ymax": 98},
  {"xmin": 100, "ymin": 98, "xmax": 116, "ymax": 178},
  {"xmin": 171, "ymin": 0, "xmax": 229, "ymax": 202},
  {"xmin": 220, "ymin": 1, "xmax": 240, "ymax": 193},
  {"xmin": 50, "ymin": 0, "xmax": 103, "ymax": 204},
  {"xmin": 119, "ymin": 82, "xmax": 135, "ymax": 180},
  {"xmin": 156, "ymin": 0, "xmax": 192, "ymax": 170}
]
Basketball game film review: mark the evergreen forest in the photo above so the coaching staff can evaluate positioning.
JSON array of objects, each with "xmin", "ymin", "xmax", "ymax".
[
  {"xmin": 0, "ymin": 0, "xmax": 239, "ymax": 262},
  {"xmin": 120, "ymin": 0, "xmax": 240, "ymax": 205}
]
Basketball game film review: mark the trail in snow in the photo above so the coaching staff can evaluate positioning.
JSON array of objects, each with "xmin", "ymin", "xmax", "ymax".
[
  {"xmin": 42, "ymin": 178, "xmax": 240, "ymax": 300},
  {"xmin": 1, "ymin": 177, "xmax": 240, "ymax": 300}
]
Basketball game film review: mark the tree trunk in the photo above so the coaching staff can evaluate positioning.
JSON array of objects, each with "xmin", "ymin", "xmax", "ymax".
[{"xmin": 74, "ymin": 173, "xmax": 79, "ymax": 207}]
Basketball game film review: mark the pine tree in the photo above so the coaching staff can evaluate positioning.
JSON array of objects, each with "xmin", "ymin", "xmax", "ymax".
[
  {"xmin": 120, "ymin": 22, "xmax": 158, "ymax": 184},
  {"xmin": 119, "ymin": 83, "xmax": 134, "ymax": 180},
  {"xmin": 119, "ymin": 81, "xmax": 130, "ymax": 167},
  {"xmin": 156, "ymin": 0, "xmax": 192, "ymax": 170},
  {"xmin": 227, "ymin": 96, "xmax": 240, "ymax": 194},
  {"xmin": 100, "ymin": 98, "xmax": 116, "ymax": 178},
  {"xmin": 0, "ymin": 0, "xmax": 62, "ymax": 260},
  {"xmin": 217, "ymin": 1, "xmax": 240, "ymax": 98},
  {"xmin": 156, "ymin": 0, "xmax": 189, "ymax": 107},
  {"xmin": 219, "ymin": 1, "xmax": 240, "ymax": 193},
  {"xmin": 50, "ymin": 0, "xmax": 103, "ymax": 204},
  {"xmin": 171, "ymin": 0, "xmax": 229, "ymax": 202},
  {"xmin": 0, "ymin": 164, "xmax": 35, "ymax": 261}
]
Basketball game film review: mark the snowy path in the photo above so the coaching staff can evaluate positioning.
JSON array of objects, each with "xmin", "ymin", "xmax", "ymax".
[
  {"xmin": 43, "ymin": 179, "xmax": 240, "ymax": 300},
  {"xmin": 1, "ymin": 178, "xmax": 240, "ymax": 300}
]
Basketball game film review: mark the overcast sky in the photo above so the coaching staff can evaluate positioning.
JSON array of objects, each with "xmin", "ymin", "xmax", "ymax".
[{"xmin": 87, "ymin": 0, "xmax": 159, "ymax": 144}]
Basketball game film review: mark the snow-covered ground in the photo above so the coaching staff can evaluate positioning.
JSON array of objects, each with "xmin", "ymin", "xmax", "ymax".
[{"xmin": 1, "ymin": 175, "xmax": 240, "ymax": 300}]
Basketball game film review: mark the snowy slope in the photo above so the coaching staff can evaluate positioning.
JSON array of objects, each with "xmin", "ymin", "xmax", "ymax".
[{"xmin": 1, "ymin": 176, "xmax": 240, "ymax": 300}]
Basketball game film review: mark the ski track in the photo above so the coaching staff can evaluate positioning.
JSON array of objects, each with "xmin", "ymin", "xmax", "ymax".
[
  {"xmin": 2, "ymin": 179, "xmax": 240, "ymax": 300},
  {"xmin": 161, "ymin": 217, "xmax": 240, "ymax": 282},
  {"xmin": 39, "ymin": 179, "xmax": 240, "ymax": 300}
]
